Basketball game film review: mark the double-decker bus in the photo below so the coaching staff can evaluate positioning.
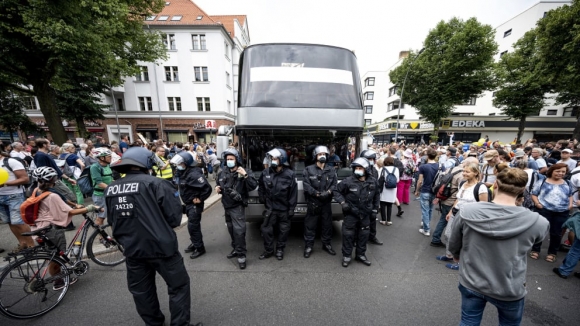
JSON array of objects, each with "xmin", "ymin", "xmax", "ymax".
[{"xmin": 235, "ymin": 43, "xmax": 364, "ymax": 222}]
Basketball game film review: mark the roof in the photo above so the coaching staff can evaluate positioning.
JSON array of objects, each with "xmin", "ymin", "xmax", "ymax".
[{"xmin": 144, "ymin": 0, "xmax": 246, "ymax": 40}]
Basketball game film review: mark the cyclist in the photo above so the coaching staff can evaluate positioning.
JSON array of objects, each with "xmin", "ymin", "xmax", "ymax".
[
  {"xmin": 31, "ymin": 167, "xmax": 100, "ymax": 290},
  {"xmin": 90, "ymin": 147, "xmax": 113, "ymax": 226}
]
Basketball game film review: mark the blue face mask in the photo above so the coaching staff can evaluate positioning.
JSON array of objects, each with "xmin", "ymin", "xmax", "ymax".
[
  {"xmin": 176, "ymin": 165, "xmax": 186, "ymax": 171},
  {"xmin": 270, "ymin": 160, "xmax": 278, "ymax": 168},
  {"xmin": 354, "ymin": 170, "xmax": 365, "ymax": 177},
  {"xmin": 227, "ymin": 160, "xmax": 236, "ymax": 168}
]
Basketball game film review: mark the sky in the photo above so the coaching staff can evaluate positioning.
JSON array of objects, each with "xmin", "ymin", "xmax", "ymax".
[{"xmin": 194, "ymin": 0, "xmax": 539, "ymax": 74}]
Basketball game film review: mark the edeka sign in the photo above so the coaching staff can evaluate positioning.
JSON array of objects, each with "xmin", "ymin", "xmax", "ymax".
[{"xmin": 450, "ymin": 120, "xmax": 485, "ymax": 128}]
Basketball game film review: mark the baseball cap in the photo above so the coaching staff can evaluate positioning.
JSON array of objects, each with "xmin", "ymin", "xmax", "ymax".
[
  {"xmin": 484, "ymin": 150, "xmax": 498, "ymax": 160},
  {"xmin": 514, "ymin": 149, "xmax": 525, "ymax": 158},
  {"xmin": 562, "ymin": 149, "xmax": 573, "ymax": 154},
  {"xmin": 447, "ymin": 147, "xmax": 457, "ymax": 156}
]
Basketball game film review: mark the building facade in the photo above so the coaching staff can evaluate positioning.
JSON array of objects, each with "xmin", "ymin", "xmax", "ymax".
[
  {"xmin": 363, "ymin": 0, "xmax": 575, "ymax": 144},
  {"xmin": 23, "ymin": 0, "xmax": 249, "ymax": 145}
]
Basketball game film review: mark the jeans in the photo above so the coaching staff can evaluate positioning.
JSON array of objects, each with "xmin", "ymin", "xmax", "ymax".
[
  {"xmin": 531, "ymin": 208, "xmax": 569, "ymax": 255},
  {"xmin": 420, "ymin": 192, "xmax": 435, "ymax": 232},
  {"xmin": 0, "ymin": 192, "xmax": 25, "ymax": 224},
  {"xmin": 558, "ymin": 238, "xmax": 580, "ymax": 276},
  {"xmin": 458, "ymin": 283, "xmax": 525, "ymax": 326},
  {"xmin": 432, "ymin": 204, "xmax": 452, "ymax": 243}
]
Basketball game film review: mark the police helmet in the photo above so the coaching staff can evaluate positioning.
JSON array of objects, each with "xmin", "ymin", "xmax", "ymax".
[
  {"xmin": 169, "ymin": 151, "xmax": 197, "ymax": 167},
  {"xmin": 312, "ymin": 145, "xmax": 329, "ymax": 158},
  {"xmin": 267, "ymin": 148, "xmax": 289, "ymax": 166},
  {"xmin": 222, "ymin": 148, "xmax": 242, "ymax": 166},
  {"xmin": 351, "ymin": 157, "xmax": 370, "ymax": 171},
  {"xmin": 111, "ymin": 147, "xmax": 155, "ymax": 171},
  {"xmin": 32, "ymin": 167, "xmax": 58, "ymax": 183},
  {"xmin": 360, "ymin": 149, "xmax": 377, "ymax": 160}
]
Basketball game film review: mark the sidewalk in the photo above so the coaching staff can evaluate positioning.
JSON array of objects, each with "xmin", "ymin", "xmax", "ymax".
[{"xmin": 0, "ymin": 176, "xmax": 221, "ymax": 271}]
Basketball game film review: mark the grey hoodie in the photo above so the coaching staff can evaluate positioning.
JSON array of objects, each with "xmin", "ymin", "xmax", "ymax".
[{"xmin": 448, "ymin": 202, "xmax": 549, "ymax": 301}]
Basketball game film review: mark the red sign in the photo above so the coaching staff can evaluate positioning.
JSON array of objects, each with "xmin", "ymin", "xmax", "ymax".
[{"xmin": 205, "ymin": 120, "xmax": 216, "ymax": 129}]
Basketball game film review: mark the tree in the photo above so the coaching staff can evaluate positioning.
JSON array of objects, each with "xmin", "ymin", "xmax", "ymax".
[
  {"xmin": 493, "ymin": 30, "xmax": 548, "ymax": 144},
  {"xmin": 535, "ymin": 0, "xmax": 580, "ymax": 140},
  {"xmin": 0, "ymin": 0, "xmax": 167, "ymax": 144},
  {"xmin": 389, "ymin": 18, "xmax": 497, "ymax": 136},
  {"xmin": 0, "ymin": 91, "xmax": 41, "ymax": 143}
]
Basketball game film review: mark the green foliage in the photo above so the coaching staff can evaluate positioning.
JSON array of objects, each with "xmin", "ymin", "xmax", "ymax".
[
  {"xmin": 0, "ymin": 91, "xmax": 41, "ymax": 141},
  {"xmin": 0, "ymin": 0, "xmax": 167, "ymax": 144},
  {"xmin": 493, "ymin": 29, "xmax": 547, "ymax": 143},
  {"xmin": 389, "ymin": 17, "xmax": 497, "ymax": 129}
]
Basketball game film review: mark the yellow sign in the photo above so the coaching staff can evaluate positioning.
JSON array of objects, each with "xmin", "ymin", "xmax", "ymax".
[{"xmin": 410, "ymin": 122, "xmax": 419, "ymax": 129}]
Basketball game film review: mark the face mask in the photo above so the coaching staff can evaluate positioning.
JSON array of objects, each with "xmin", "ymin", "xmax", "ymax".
[
  {"xmin": 227, "ymin": 160, "xmax": 236, "ymax": 168},
  {"xmin": 318, "ymin": 156, "xmax": 326, "ymax": 163},
  {"xmin": 354, "ymin": 170, "xmax": 365, "ymax": 177},
  {"xmin": 270, "ymin": 160, "xmax": 278, "ymax": 168},
  {"xmin": 368, "ymin": 160, "xmax": 374, "ymax": 166},
  {"xmin": 176, "ymin": 165, "xmax": 186, "ymax": 171}
]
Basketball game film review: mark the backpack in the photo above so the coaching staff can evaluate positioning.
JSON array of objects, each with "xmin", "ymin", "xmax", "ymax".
[
  {"xmin": 459, "ymin": 180, "xmax": 492, "ymax": 202},
  {"xmin": 20, "ymin": 188, "xmax": 52, "ymax": 226},
  {"xmin": 522, "ymin": 171, "xmax": 540, "ymax": 209},
  {"xmin": 403, "ymin": 160, "xmax": 415, "ymax": 176},
  {"xmin": 564, "ymin": 169, "xmax": 580, "ymax": 182},
  {"xmin": 434, "ymin": 169, "xmax": 463, "ymax": 200},
  {"xmin": 61, "ymin": 154, "xmax": 74, "ymax": 178},
  {"xmin": 385, "ymin": 168, "xmax": 398, "ymax": 189},
  {"xmin": 2, "ymin": 157, "xmax": 33, "ymax": 194},
  {"xmin": 76, "ymin": 167, "xmax": 94, "ymax": 195}
]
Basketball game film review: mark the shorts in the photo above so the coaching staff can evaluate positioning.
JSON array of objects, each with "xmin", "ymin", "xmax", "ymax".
[
  {"xmin": 0, "ymin": 192, "xmax": 26, "ymax": 225},
  {"xmin": 44, "ymin": 228, "xmax": 67, "ymax": 251},
  {"xmin": 92, "ymin": 194, "xmax": 107, "ymax": 218}
]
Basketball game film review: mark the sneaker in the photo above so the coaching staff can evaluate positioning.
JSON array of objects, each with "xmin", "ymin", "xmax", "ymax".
[
  {"xmin": 445, "ymin": 263, "xmax": 459, "ymax": 271},
  {"xmin": 430, "ymin": 242, "xmax": 446, "ymax": 248},
  {"xmin": 552, "ymin": 267, "xmax": 568, "ymax": 279},
  {"xmin": 53, "ymin": 276, "xmax": 78, "ymax": 291},
  {"xmin": 436, "ymin": 255, "xmax": 454, "ymax": 261},
  {"xmin": 419, "ymin": 229, "xmax": 430, "ymax": 236},
  {"xmin": 386, "ymin": 221, "xmax": 393, "ymax": 226}
]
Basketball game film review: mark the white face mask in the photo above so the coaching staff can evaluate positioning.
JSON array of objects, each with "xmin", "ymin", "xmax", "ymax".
[
  {"xmin": 176, "ymin": 165, "xmax": 186, "ymax": 171},
  {"xmin": 227, "ymin": 160, "xmax": 236, "ymax": 168},
  {"xmin": 354, "ymin": 170, "xmax": 365, "ymax": 177},
  {"xmin": 271, "ymin": 160, "xmax": 279, "ymax": 168}
]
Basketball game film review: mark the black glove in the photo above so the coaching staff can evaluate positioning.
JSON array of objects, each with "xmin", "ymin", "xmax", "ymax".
[
  {"xmin": 341, "ymin": 202, "xmax": 350, "ymax": 212},
  {"xmin": 371, "ymin": 209, "xmax": 378, "ymax": 221},
  {"xmin": 319, "ymin": 191, "xmax": 331, "ymax": 200},
  {"xmin": 288, "ymin": 209, "xmax": 295, "ymax": 218}
]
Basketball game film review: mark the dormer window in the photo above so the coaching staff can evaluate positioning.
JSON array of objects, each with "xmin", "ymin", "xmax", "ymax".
[
  {"xmin": 158, "ymin": 16, "xmax": 169, "ymax": 21},
  {"xmin": 196, "ymin": 15, "xmax": 203, "ymax": 20}
]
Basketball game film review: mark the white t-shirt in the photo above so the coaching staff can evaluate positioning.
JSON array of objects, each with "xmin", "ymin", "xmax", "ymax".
[
  {"xmin": 10, "ymin": 151, "xmax": 26, "ymax": 160},
  {"xmin": 0, "ymin": 158, "xmax": 25, "ymax": 195},
  {"xmin": 456, "ymin": 182, "xmax": 488, "ymax": 210},
  {"xmin": 534, "ymin": 157, "xmax": 547, "ymax": 169},
  {"xmin": 558, "ymin": 159, "xmax": 577, "ymax": 173},
  {"xmin": 570, "ymin": 166, "xmax": 580, "ymax": 207}
]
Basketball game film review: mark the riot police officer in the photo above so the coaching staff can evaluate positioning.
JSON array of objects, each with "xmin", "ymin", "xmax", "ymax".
[
  {"xmin": 360, "ymin": 149, "xmax": 383, "ymax": 246},
  {"xmin": 170, "ymin": 151, "xmax": 212, "ymax": 259},
  {"xmin": 302, "ymin": 145, "xmax": 338, "ymax": 258},
  {"xmin": 215, "ymin": 148, "xmax": 258, "ymax": 269},
  {"xmin": 333, "ymin": 157, "xmax": 380, "ymax": 267},
  {"xmin": 258, "ymin": 148, "xmax": 298, "ymax": 261},
  {"xmin": 106, "ymin": 147, "xmax": 202, "ymax": 326}
]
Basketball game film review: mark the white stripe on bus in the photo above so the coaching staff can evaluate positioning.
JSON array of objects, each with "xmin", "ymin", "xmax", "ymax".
[{"xmin": 250, "ymin": 67, "xmax": 354, "ymax": 85}]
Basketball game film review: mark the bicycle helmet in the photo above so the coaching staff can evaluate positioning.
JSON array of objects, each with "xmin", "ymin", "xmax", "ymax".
[
  {"xmin": 222, "ymin": 148, "xmax": 242, "ymax": 166},
  {"xmin": 111, "ymin": 147, "xmax": 155, "ymax": 171},
  {"xmin": 312, "ymin": 145, "xmax": 329, "ymax": 158},
  {"xmin": 359, "ymin": 149, "xmax": 377, "ymax": 160},
  {"xmin": 267, "ymin": 148, "xmax": 289, "ymax": 166},
  {"xmin": 92, "ymin": 147, "xmax": 112, "ymax": 158},
  {"xmin": 32, "ymin": 167, "xmax": 58, "ymax": 183},
  {"xmin": 169, "ymin": 151, "xmax": 197, "ymax": 167}
]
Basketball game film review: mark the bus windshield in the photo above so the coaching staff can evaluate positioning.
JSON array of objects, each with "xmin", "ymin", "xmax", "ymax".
[{"xmin": 239, "ymin": 44, "xmax": 362, "ymax": 109}]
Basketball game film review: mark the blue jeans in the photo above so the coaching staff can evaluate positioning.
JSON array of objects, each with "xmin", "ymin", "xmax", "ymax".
[
  {"xmin": 0, "ymin": 192, "xmax": 26, "ymax": 225},
  {"xmin": 458, "ymin": 283, "xmax": 525, "ymax": 326},
  {"xmin": 420, "ymin": 192, "xmax": 435, "ymax": 232},
  {"xmin": 432, "ymin": 203, "xmax": 452, "ymax": 243},
  {"xmin": 558, "ymin": 238, "xmax": 580, "ymax": 276}
]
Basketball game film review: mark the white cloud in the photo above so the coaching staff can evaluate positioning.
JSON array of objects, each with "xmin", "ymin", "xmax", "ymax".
[{"xmin": 194, "ymin": 0, "xmax": 539, "ymax": 73}]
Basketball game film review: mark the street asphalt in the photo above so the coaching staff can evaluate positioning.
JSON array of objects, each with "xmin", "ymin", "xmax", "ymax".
[{"xmin": 1, "ymin": 187, "xmax": 579, "ymax": 325}]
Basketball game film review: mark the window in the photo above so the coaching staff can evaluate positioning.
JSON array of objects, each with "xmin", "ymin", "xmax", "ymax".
[
  {"xmin": 167, "ymin": 97, "xmax": 182, "ymax": 111},
  {"xmin": 504, "ymin": 29, "xmax": 512, "ymax": 38},
  {"xmin": 226, "ymin": 71, "xmax": 230, "ymax": 86},
  {"xmin": 225, "ymin": 42, "xmax": 230, "ymax": 58},
  {"xmin": 450, "ymin": 112, "xmax": 474, "ymax": 116},
  {"xmin": 197, "ymin": 97, "xmax": 211, "ymax": 111},
  {"xmin": 136, "ymin": 66, "xmax": 149, "ymax": 81},
  {"xmin": 161, "ymin": 33, "xmax": 176, "ymax": 50},
  {"xmin": 171, "ymin": 16, "xmax": 182, "ymax": 21},
  {"xmin": 500, "ymin": 51, "xmax": 508, "ymax": 57},
  {"xmin": 21, "ymin": 96, "xmax": 37, "ymax": 110},
  {"xmin": 547, "ymin": 109, "xmax": 558, "ymax": 116},
  {"xmin": 388, "ymin": 86, "xmax": 398, "ymax": 97},
  {"xmin": 364, "ymin": 105, "xmax": 373, "ymax": 114},
  {"xmin": 365, "ymin": 77, "xmax": 375, "ymax": 86},
  {"xmin": 364, "ymin": 119, "xmax": 372, "ymax": 125},
  {"xmin": 165, "ymin": 66, "xmax": 179, "ymax": 81},
  {"xmin": 139, "ymin": 97, "xmax": 153, "ymax": 111},
  {"xmin": 462, "ymin": 97, "xmax": 477, "ymax": 105},
  {"xmin": 365, "ymin": 92, "xmax": 374, "ymax": 100},
  {"xmin": 145, "ymin": 15, "xmax": 156, "ymax": 21},
  {"xmin": 489, "ymin": 113, "xmax": 496, "ymax": 116},
  {"xmin": 387, "ymin": 100, "xmax": 401, "ymax": 111},
  {"xmin": 563, "ymin": 107, "xmax": 579, "ymax": 117},
  {"xmin": 192, "ymin": 34, "xmax": 206, "ymax": 50},
  {"xmin": 194, "ymin": 66, "xmax": 209, "ymax": 82},
  {"xmin": 158, "ymin": 15, "xmax": 169, "ymax": 21},
  {"xmin": 196, "ymin": 15, "xmax": 203, "ymax": 20},
  {"xmin": 117, "ymin": 98, "xmax": 125, "ymax": 111}
]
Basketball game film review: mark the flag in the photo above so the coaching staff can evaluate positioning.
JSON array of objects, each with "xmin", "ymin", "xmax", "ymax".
[{"xmin": 367, "ymin": 130, "xmax": 375, "ymax": 141}]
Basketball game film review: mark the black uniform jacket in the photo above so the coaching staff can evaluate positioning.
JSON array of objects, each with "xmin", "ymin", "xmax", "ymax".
[
  {"xmin": 333, "ymin": 174, "xmax": 380, "ymax": 218},
  {"xmin": 105, "ymin": 171, "xmax": 182, "ymax": 259},
  {"xmin": 217, "ymin": 167, "xmax": 258, "ymax": 209},
  {"xmin": 179, "ymin": 166, "xmax": 212, "ymax": 206},
  {"xmin": 302, "ymin": 163, "xmax": 337, "ymax": 204},
  {"xmin": 258, "ymin": 166, "xmax": 298, "ymax": 212}
]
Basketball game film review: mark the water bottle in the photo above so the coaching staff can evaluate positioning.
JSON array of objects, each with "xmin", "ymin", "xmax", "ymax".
[{"xmin": 72, "ymin": 241, "xmax": 81, "ymax": 256}]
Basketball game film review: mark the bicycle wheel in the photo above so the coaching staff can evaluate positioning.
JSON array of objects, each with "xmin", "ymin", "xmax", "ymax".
[
  {"xmin": 0, "ymin": 254, "xmax": 69, "ymax": 319},
  {"xmin": 86, "ymin": 224, "xmax": 126, "ymax": 267}
]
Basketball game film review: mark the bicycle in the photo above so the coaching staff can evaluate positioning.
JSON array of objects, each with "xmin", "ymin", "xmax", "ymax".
[{"xmin": 0, "ymin": 211, "xmax": 125, "ymax": 319}]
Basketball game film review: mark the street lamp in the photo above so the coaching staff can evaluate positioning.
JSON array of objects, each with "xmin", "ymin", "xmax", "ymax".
[{"xmin": 394, "ymin": 48, "xmax": 425, "ymax": 143}]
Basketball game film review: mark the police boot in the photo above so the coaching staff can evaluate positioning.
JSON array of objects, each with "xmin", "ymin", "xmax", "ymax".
[
  {"xmin": 184, "ymin": 243, "xmax": 195, "ymax": 253},
  {"xmin": 342, "ymin": 256, "xmax": 352, "ymax": 268},
  {"xmin": 322, "ymin": 244, "xmax": 336, "ymax": 255},
  {"xmin": 259, "ymin": 251, "xmax": 274, "ymax": 260},
  {"xmin": 227, "ymin": 249, "xmax": 238, "ymax": 259},
  {"xmin": 355, "ymin": 255, "xmax": 372, "ymax": 266},
  {"xmin": 190, "ymin": 247, "xmax": 206, "ymax": 259},
  {"xmin": 368, "ymin": 237, "xmax": 383, "ymax": 245},
  {"xmin": 238, "ymin": 256, "xmax": 246, "ymax": 270},
  {"xmin": 304, "ymin": 247, "xmax": 313, "ymax": 258},
  {"xmin": 276, "ymin": 249, "xmax": 284, "ymax": 260}
]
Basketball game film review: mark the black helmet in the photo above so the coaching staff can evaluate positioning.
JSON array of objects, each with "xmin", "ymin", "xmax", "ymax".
[
  {"xmin": 111, "ymin": 147, "xmax": 155, "ymax": 171},
  {"xmin": 222, "ymin": 148, "xmax": 242, "ymax": 166},
  {"xmin": 267, "ymin": 148, "xmax": 289, "ymax": 166},
  {"xmin": 360, "ymin": 149, "xmax": 377, "ymax": 160},
  {"xmin": 351, "ymin": 157, "xmax": 370, "ymax": 175},
  {"xmin": 170, "ymin": 151, "xmax": 197, "ymax": 167}
]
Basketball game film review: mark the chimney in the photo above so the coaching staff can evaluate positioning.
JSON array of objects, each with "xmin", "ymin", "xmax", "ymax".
[{"xmin": 399, "ymin": 51, "xmax": 410, "ymax": 59}]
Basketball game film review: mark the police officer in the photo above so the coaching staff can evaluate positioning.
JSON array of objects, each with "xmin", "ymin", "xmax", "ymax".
[
  {"xmin": 360, "ymin": 149, "xmax": 383, "ymax": 245},
  {"xmin": 333, "ymin": 157, "xmax": 380, "ymax": 267},
  {"xmin": 258, "ymin": 148, "xmax": 297, "ymax": 261},
  {"xmin": 106, "ymin": 147, "xmax": 202, "ymax": 326},
  {"xmin": 302, "ymin": 145, "xmax": 338, "ymax": 258},
  {"xmin": 170, "ymin": 151, "xmax": 212, "ymax": 259},
  {"xmin": 215, "ymin": 148, "xmax": 258, "ymax": 269}
]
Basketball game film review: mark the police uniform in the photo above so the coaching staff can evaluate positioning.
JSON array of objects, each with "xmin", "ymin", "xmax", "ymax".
[
  {"xmin": 106, "ymin": 150, "xmax": 193, "ymax": 326},
  {"xmin": 333, "ymin": 169, "xmax": 380, "ymax": 266},
  {"xmin": 178, "ymin": 165, "xmax": 212, "ymax": 256},
  {"xmin": 258, "ymin": 164, "xmax": 297, "ymax": 259},
  {"xmin": 302, "ymin": 163, "xmax": 337, "ymax": 254}
]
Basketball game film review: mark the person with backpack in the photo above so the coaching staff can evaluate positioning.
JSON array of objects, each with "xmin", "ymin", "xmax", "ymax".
[
  {"xmin": 59, "ymin": 143, "xmax": 85, "ymax": 205},
  {"xmin": 30, "ymin": 167, "xmax": 100, "ymax": 290},
  {"xmin": 90, "ymin": 148, "xmax": 114, "ymax": 227},
  {"xmin": 443, "ymin": 147, "xmax": 459, "ymax": 172},
  {"xmin": 378, "ymin": 157, "xmax": 399, "ymax": 226},
  {"xmin": 415, "ymin": 148, "xmax": 439, "ymax": 236},
  {"xmin": 436, "ymin": 162, "xmax": 489, "ymax": 270},
  {"xmin": 480, "ymin": 150, "xmax": 500, "ymax": 189},
  {"xmin": 530, "ymin": 163, "xmax": 574, "ymax": 263}
]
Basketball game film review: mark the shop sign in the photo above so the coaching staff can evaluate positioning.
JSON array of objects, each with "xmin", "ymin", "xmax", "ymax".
[
  {"xmin": 193, "ymin": 122, "xmax": 205, "ymax": 129},
  {"xmin": 378, "ymin": 123, "xmax": 389, "ymax": 130},
  {"xmin": 85, "ymin": 121, "xmax": 102, "ymax": 127},
  {"xmin": 205, "ymin": 120, "xmax": 216, "ymax": 129},
  {"xmin": 449, "ymin": 120, "xmax": 485, "ymax": 128},
  {"xmin": 397, "ymin": 122, "xmax": 434, "ymax": 130}
]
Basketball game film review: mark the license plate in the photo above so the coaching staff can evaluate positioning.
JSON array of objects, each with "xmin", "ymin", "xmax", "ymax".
[{"xmin": 294, "ymin": 207, "xmax": 307, "ymax": 214}]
